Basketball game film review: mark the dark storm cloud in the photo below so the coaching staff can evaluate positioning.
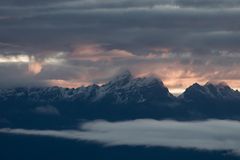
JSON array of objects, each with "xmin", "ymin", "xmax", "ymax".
[
  {"xmin": 0, "ymin": 63, "xmax": 47, "ymax": 88},
  {"xmin": 0, "ymin": 0, "xmax": 240, "ymax": 54},
  {"xmin": 177, "ymin": 0, "xmax": 240, "ymax": 8},
  {"xmin": 1, "ymin": 0, "xmax": 240, "ymax": 90}
]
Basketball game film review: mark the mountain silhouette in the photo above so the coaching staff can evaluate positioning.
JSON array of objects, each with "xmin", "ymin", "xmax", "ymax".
[
  {"xmin": 180, "ymin": 82, "xmax": 240, "ymax": 102},
  {"xmin": 1, "ymin": 71, "xmax": 240, "ymax": 129},
  {"xmin": 0, "ymin": 70, "xmax": 175, "ymax": 104}
]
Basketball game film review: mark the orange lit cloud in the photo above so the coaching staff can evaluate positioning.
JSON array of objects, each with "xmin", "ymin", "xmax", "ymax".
[
  {"xmin": 150, "ymin": 47, "xmax": 171, "ymax": 53},
  {"xmin": 2, "ymin": 47, "xmax": 240, "ymax": 96},
  {"xmin": 28, "ymin": 62, "xmax": 42, "ymax": 75},
  {"xmin": 71, "ymin": 44, "xmax": 135, "ymax": 61},
  {"xmin": 48, "ymin": 79, "xmax": 92, "ymax": 88},
  {"xmin": 134, "ymin": 59, "xmax": 240, "ymax": 95},
  {"xmin": 42, "ymin": 47, "xmax": 240, "ymax": 95},
  {"xmin": 129, "ymin": 58, "xmax": 240, "ymax": 95},
  {"xmin": 43, "ymin": 57, "xmax": 240, "ymax": 95}
]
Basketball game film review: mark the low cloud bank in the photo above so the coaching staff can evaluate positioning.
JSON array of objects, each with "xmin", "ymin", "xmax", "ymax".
[{"xmin": 1, "ymin": 119, "xmax": 240, "ymax": 154}]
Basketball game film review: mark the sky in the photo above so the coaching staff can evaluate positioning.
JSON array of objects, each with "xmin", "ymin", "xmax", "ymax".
[{"xmin": 1, "ymin": 0, "xmax": 240, "ymax": 94}]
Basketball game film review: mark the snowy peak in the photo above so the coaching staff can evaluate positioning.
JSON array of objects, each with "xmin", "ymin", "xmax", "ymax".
[
  {"xmin": 1, "ymin": 71, "xmax": 240, "ymax": 105},
  {"xmin": 107, "ymin": 70, "xmax": 165, "ymax": 88},
  {"xmin": 107, "ymin": 70, "xmax": 133, "ymax": 87},
  {"xmin": 135, "ymin": 76, "xmax": 164, "ymax": 87},
  {"xmin": 205, "ymin": 81, "xmax": 229, "ymax": 87},
  {"xmin": 203, "ymin": 82, "xmax": 240, "ymax": 99},
  {"xmin": 180, "ymin": 82, "xmax": 240, "ymax": 101},
  {"xmin": 94, "ymin": 71, "xmax": 175, "ymax": 103},
  {"xmin": 0, "ymin": 71, "xmax": 175, "ymax": 104},
  {"xmin": 204, "ymin": 82, "xmax": 232, "ymax": 92}
]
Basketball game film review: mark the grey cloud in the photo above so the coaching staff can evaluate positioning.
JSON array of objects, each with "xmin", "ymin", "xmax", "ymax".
[
  {"xmin": 176, "ymin": 0, "xmax": 240, "ymax": 8},
  {"xmin": 1, "ymin": 119, "xmax": 240, "ymax": 155},
  {"xmin": 2, "ymin": 0, "xmax": 240, "ymax": 9},
  {"xmin": 0, "ymin": 63, "xmax": 47, "ymax": 88},
  {"xmin": 1, "ymin": 0, "xmax": 240, "ymax": 54},
  {"xmin": 1, "ymin": 0, "xmax": 240, "ymax": 88}
]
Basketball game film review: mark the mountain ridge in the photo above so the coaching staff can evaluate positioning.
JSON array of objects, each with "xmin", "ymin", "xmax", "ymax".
[
  {"xmin": 179, "ymin": 82, "xmax": 240, "ymax": 102},
  {"xmin": 1, "ymin": 71, "xmax": 240, "ymax": 128},
  {"xmin": 0, "ymin": 71, "xmax": 239, "ymax": 103},
  {"xmin": 0, "ymin": 71, "xmax": 176, "ymax": 104}
]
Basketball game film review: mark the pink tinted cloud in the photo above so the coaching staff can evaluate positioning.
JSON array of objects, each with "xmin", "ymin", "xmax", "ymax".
[
  {"xmin": 70, "ymin": 44, "xmax": 135, "ymax": 61},
  {"xmin": 28, "ymin": 62, "xmax": 42, "ymax": 75},
  {"xmin": 40, "ymin": 44, "xmax": 240, "ymax": 94},
  {"xmin": 47, "ymin": 79, "xmax": 92, "ymax": 88},
  {"xmin": 0, "ymin": 16, "xmax": 14, "ymax": 20},
  {"xmin": 46, "ymin": 60, "xmax": 240, "ymax": 95}
]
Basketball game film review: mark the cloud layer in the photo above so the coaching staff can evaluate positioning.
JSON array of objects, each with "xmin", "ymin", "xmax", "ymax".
[
  {"xmin": 1, "ymin": 0, "xmax": 240, "ymax": 93},
  {"xmin": 1, "ymin": 119, "xmax": 240, "ymax": 155}
]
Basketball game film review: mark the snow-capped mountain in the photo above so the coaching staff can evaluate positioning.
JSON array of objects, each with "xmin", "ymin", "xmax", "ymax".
[
  {"xmin": 179, "ymin": 82, "xmax": 240, "ymax": 102},
  {"xmin": 1, "ymin": 71, "xmax": 240, "ymax": 105},
  {"xmin": 94, "ymin": 71, "xmax": 175, "ymax": 104},
  {"xmin": 2, "ymin": 72, "xmax": 240, "ymax": 127},
  {"xmin": 0, "ymin": 71, "xmax": 175, "ymax": 104}
]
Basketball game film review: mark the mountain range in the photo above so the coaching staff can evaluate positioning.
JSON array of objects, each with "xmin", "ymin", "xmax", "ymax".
[
  {"xmin": 0, "ymin": 70, "xmax": 240, "ymax": 103},
  {"xmin": 1, "ymin": 71, "xmax": 240, "ymax": 129}
]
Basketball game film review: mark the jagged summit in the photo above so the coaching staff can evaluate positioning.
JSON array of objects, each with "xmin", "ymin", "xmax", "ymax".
[
  {"xmin": 111, "ymin": 70, "xmax": 133, "ymax": 80},
  {"xmin": 180, "ymin": 81, "xmax": 240, "ymax": 101},
  {"xmin": 1, "ymin": 71, "xmax": 240, "ymax": 104},
  {"xmin": 103, "ymin": 70, "xmax": 165, "ymax": 90},
  {"xmin": 94, "ymin": 71, "xmax": 174, "ymax": 103},
  {"xmin": 107, "ymin": 70, "xmax": 133, "ymax": 87},
  {"xmin": 0, "ymin": 71, "xmax": 175, "ymax": 104},
  {"xmin": 204, "ymin": 81, "xmax": 230, "ymax": 88}
]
